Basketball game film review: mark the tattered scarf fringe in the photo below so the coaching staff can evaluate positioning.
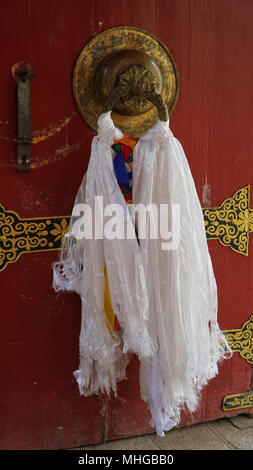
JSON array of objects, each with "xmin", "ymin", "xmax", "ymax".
[{"xmin": 52, "ymin": 111, "xmax": 232, "ymax": 437}]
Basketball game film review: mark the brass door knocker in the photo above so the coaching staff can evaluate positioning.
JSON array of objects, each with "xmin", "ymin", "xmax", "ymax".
[
  {"xmin": 103, "ymin": 64, "xmax": 169, "ymax": 121},
  {"xmin": 72, "ymin": 27, "xmax": 179, "ymax": 136}
]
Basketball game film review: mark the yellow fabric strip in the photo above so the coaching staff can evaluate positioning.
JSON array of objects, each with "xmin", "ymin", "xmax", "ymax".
[{"xmin": 104, "ymin": 265, "xmax": 115, "ymax": 332}]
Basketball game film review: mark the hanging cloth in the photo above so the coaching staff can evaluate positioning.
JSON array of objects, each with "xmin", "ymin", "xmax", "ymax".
[
  {"xmin": 105, "ymin": 135, "xmax": 137, "ymax": 331},
  {"xmin": 52, "ymin": 111, "xmax": 232, "ymax": 436}
]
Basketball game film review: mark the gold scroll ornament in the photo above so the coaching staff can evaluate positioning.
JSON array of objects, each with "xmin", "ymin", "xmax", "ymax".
[
  {"xmin": 203, "ymin": 185, "xmax": 253, "ymax": 256},
  {"xmin": 222, "ymin": 316, "xmax": 253, "ymax": 412},
  {"xmin": 223, "ymin": 392, "xmax": 253, "ymax": 411},
  {"xmin": 0, "ymin": 185, "xmax": 252, "ymax": 273},
  {"xmin": 223, "ymin": 316, "xmax": 253, "ymax": 366},
  {"xmin": 0, "ymin": 208, "xmax": 69, "ymax": 272}
]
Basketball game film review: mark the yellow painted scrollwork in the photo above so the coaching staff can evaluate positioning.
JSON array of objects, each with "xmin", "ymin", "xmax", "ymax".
[
  {"xmin": 0, "ymin": 204, "xmax": 69, "ymax": 271},
  {"xmin": 0, "ymin": 185, "xmax": 253, "ymax": 272},
  {"xmin": 203, "ymin": 186, "xmax": 253, "ymax": 256},
  {"xmin": 223, "ymin": 392, "xmax": 253, "ymax": 411},
  {"xmin": 223, "ymin": 316, "xmax": 253, "ymax": 366}
]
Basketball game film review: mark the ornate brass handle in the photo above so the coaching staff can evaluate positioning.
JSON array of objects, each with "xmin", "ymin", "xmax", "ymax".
[{"xmin": 103, "ymin": 65, "xmax": 169, "ymax": 122}]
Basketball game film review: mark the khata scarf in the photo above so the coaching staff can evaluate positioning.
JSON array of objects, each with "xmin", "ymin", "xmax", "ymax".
[{"xmin": 52, "ymin": 111, "xmax": 232, "ymax": 436}]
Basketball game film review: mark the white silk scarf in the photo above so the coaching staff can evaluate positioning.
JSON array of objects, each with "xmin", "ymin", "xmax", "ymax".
[{"xmin": 53, "ymin": 111, "xmax": 231, "ymax": 436}]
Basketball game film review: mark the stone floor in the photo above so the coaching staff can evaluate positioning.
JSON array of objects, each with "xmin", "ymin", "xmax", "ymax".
[{"xmin": 77, "ymin": 415, "xmax": 253, "ymax": 450}]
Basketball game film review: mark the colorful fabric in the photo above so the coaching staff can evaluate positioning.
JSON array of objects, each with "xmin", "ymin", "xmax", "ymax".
[
  {"xmin": 112, "ymin": 135, "xmax": 137, "ymax": 205},
  {"xmin": 107, "ymin": 135, "xmax": 138, "ymax": 330}
]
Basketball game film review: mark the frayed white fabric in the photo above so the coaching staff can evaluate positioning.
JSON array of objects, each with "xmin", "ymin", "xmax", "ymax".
[{"xmin": 52, "ymin": 111, "xmax": 232, "ymax": 436}]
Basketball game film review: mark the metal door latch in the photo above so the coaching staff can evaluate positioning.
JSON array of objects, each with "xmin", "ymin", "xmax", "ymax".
[{"xmin": 12, "ymin": 61, "xmax": 36, "ymax": 173}]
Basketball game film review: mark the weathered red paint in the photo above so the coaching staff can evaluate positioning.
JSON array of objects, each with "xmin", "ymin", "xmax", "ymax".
[{"xmin": 0, "ymin": 0, "xmax": 252, "ymax": 449}]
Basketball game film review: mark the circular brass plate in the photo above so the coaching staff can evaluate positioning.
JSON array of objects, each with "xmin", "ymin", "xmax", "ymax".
[{"xmin": 72, "ymin": 26, "xmax": 179, "ymax": 137}]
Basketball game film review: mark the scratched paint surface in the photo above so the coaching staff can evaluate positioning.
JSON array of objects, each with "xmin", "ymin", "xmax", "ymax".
[{"xmin": 0, "ymin": 0, "xmax": 253, "ymax": 449}]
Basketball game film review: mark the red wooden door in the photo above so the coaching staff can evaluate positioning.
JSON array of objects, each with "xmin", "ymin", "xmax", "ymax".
[{"xmin": 0, "ymin": 0, "xmax": 252, "ymax": 449}]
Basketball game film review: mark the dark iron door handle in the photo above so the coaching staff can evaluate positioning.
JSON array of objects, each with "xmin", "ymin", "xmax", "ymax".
[{"xmin": 12, "ymin": 61, "xmax": 36, "ymax": 173}]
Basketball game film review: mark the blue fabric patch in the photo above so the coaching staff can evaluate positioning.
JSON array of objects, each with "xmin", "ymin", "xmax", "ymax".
[{"xmin": 113, "ymin": 149, "xmax": 129, "ymax": 185}]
